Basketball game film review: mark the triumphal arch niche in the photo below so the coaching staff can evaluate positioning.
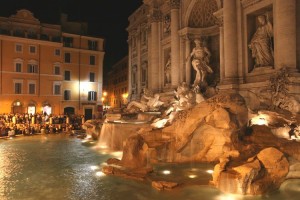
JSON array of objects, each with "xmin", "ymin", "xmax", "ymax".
[{"xmin": 178, "ymin": 0, "xmax": 221, "ymax": 90}]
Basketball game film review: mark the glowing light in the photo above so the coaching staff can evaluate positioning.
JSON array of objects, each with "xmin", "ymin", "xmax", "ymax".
[
  {"xmin": 251, "ymin": 115, "xmax": 268, "ymax": 126},
  {"xmin": 95, "ymin": 171, "xmax": 105, "ymax": 177},
  {"xmin": 110, "ymin": 151, "xmax": 123, "ymax": 160},
  {"xmin": 98, "ymin": 144, "xmax": 108, "ymax": 149},
  {"xmin": 151, "ymin": 119, "xmax": 168, "ymax": 129},
  {"xmin": 206, "ymin": 169, "xmax": 214, "ymax": 174},
  {"xmin": 90, "ymin": 165, "xmax": 99, "ymax": 170},
  {"xmin": 215, "ymin": 194, "xmax": 243, "ymax": 200},
  {"xmin": 122, "ymin": 93, "xmax": 128, "ymax": 98},
  {"xmin": 188, "ymin": 174, "xmax": 197, "ymax": 179},
  {"xmin": 162, "ymin": 170, "xmax": 171, "ymax": 175}
]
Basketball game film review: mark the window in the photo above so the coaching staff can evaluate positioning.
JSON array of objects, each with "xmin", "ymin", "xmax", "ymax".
[
  {"xmin": 88, "ymin": 40, "xmax": 98, "ymax": 50},
  {"xmin": 54, "ymin": 83, "xmax": 61, "ymax": 95},
  {"xmin": 64, "ymin": 53, "xmax": 71, "ymax": 63},
  {"xmin": 15, "ymin": 83, "xmax": 22, "ymax": 94},
  {"xmin": 64, "ymin": 90, "xmax": 71, "ymax": 100},
  {"xmin": 89, "ymin": 72, "xmax": 95, "ymax": 82},
  {"xmin": 54, "ymin": 49, "xmax": 61, "ymax": 56},
  {"xmin": 28, "ymin": 64, "xmax": 38, "ymax": 73},
  {"xmin": 28, "ymin": 83, "xmax": 36, "ymax": 94},
  {"xmin": 63, "ymin": 37, "xmax": 73, "ymax": 47},
  {"xmin": 29, "ymin": 45, "xmax": 36, "ymax": 54},
  {"xmin": 15, "ymin": 44, "xmax": 23, "ymax": 52},
  {"xmin": 15, "ymin": 63, "xmax": 22, "ymax": 72},
  {"xmin": 64, "ymin": 71, "xmax": 71, "ymax": 81},
  {"xmin": 88, "ymin": 91, "xmax": 97, "ymax": 101},
  {"xmin": 90, "ymin": 55, "xmax": 95, "ymax": 65},
  {"xmin": 54, "ymin": 66, "xmax": 60, "ymax": 75}
]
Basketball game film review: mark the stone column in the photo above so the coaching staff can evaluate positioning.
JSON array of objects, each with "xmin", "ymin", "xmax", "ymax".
[
  {"xmin": 274, "ymin": 0, "xmax": 297, "ymax": 70},
  {"xmin": 170, "ymin": 0, "xmax": 180, "ymax": 87},
  {"xmin": 149, "ymin": 9, "xmax": 161, "ymax": 91},
  {"xmin": 223, "ymin": 0, "xmax": 238, "ymax": 83},
  {"xmin": 184, "ymin": 36, "xmax": 191, "ymax": 85},
  {"xmin": 128, "ymin": 37, "xmax": 132, "ymax": 98},
  {"xmin": 219, "ymin": 26, "xmax": 225, "ymax": 83}
]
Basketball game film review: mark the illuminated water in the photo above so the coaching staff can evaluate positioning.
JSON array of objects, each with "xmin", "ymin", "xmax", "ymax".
[{"xmin": 0, "ymin": 135, "xmax": 299, "ymax": 200}]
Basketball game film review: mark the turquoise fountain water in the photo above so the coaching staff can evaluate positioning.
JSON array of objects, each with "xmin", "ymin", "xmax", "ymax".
[{"xmin": 0, "ymin": 134, "xmax": 299, "ymax": 200}]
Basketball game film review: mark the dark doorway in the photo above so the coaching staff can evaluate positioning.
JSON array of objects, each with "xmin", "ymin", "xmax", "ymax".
[
  {"xmin": 64, "ymin": 107, "xmax": 75, "ymax": 115},
  {"xmin": 13, "ymin": 106, "xmax": 23, "ymax": 114},
  {"xmin": 84, "ymin": 108, "xmax": 93, "ymax": 121}
]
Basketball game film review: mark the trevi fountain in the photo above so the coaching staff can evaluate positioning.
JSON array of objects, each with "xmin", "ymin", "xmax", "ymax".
[{"xmin": 83, "ymin": 0, "xmax": 300, "ymax": 198}]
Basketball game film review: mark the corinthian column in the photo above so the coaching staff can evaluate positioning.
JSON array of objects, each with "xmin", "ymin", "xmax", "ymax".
[
  {"xmin": 223, "ymin": 0, "xmax": 238, "ymax": 83},
  {"xmin": 149, "ymin": 9, "xmax": 161, "ymax": 91},
  {"xmin": 274, "ymin": 0, "xmax": 297, "ymax": 70},
  {"xmin": 184, "ymin": 35, "xmax": 191, "ymax": 85},
  {"xmin": 170, "ymin": 0, "xmax": 180, "ymax": 87}
]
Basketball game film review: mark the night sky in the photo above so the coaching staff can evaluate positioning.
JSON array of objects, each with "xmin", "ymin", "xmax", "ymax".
[{"xmin": 0, "ymin": 0, "xmax": 143, "ymax": 73}]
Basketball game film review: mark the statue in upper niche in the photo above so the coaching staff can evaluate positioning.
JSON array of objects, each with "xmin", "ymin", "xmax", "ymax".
[
  {"xmin": 165, "ymin": 53, "xmax": 171, "ymax": 85},
  {"xmin": 186, "ymin": 39, "xmax": 213, "ymax": 89},
  {"xmin": 249, "ymin": 14, "xmax": 274, "ymax": 69}
]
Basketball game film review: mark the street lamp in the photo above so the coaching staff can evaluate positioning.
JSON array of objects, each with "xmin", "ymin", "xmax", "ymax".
[
  {"xmin": 122, "ymin": 93, "xmax": 128, "ymax": 106},
  {"xmin": 102, "ymin": 91, "xmax": 108, "ymax": 110}
]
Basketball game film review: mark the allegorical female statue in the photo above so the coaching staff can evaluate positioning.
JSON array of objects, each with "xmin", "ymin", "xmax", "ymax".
[
  {"xmin": 165, "ymin": 53, "xmax": 171, "ymax": 85},
  {"xmin": 249, "ymin": 14, "xmax": 274, "ymax": 69}
]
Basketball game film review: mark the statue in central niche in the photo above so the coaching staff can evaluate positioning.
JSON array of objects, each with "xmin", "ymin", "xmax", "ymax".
[
  {"xmin": 249, "ymin": 14, "xmax": 274, "ymax": 69},
  {"xmin": 186, "ymin": 38, "xmax": 213, "ymax": 90}
]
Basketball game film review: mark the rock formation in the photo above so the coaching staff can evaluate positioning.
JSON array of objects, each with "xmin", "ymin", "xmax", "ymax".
[{"xmin": 99, "ymin": 91, "xmax": 300, "ymax": 195}]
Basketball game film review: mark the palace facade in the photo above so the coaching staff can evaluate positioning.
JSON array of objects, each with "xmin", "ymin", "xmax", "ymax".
[
  {"xmin": 127, "ymin": 0, "xmax": 300, "ymax": 109},
  {"xmin": 105, "ymin": 56, "xmax": 129, "ymax": 109},
  {"xmin": 0, "ymin": 10, "xmax": 105, "ymax": 120}
]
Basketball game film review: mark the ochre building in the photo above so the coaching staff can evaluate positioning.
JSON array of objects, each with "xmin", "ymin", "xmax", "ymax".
[{"xmin": 0, "ymin": 10, "xmax": 105, "ymax": 119}]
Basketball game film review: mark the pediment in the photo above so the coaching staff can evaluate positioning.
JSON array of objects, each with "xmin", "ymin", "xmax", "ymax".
[{"xmin": 9, "ymin": 9, "xmax": 40, "ymax": 25}]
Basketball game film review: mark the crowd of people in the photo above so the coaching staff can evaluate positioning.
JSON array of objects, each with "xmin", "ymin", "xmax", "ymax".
[{"xmin": 0, "ymin": 113, "xmax": 84, "ymax": 138}]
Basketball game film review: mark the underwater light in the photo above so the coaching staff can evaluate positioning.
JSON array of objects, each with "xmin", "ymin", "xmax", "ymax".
[
  {"xmin": 95, "ymin": 171, "xmax": 105, "ymax": 177},
  {"xmin": 162, "ymin": 170, "xmax": 171, "ymax": 175},
  {"xmin": 188, "ymin": 174, "xmax": 197, "ymax": 179},
  {"xmin": 215, "ymin": 193, "xmax": 242, "ymax": 200},
  {"xmin": 110, "ymin": 151, "xmax": 123, "ymax": 159},
  {"xmin": 90, "ymin": 165, "xmax": 99, "ymax": 170},
  {"xmin": 206, "ymin": 169, "xmax": 214, "ymax": 174}
]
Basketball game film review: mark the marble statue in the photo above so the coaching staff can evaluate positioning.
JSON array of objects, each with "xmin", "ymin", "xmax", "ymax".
[
  {"xmin": 165, "ymin": 53, "xmax": 171, "ymax": 84},
  {"xmin": 249, "ymin": 14, "xmax": 274, "ymax": 68},
  {"xmin": 186, "ymin": 39, "xmax": 213, "ymax": 88},
  {"xmin": 126, "ymin": 88, "xmax": 164, "ymax": 113},
  {"xmin": 163, "ymin": 15, "xmax": 170, "ymax": 33}
]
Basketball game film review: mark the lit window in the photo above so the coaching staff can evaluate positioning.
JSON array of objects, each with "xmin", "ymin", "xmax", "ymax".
[{"xmin": 88, "ymin": 91, "xmax": 97, "ymax": 101}]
